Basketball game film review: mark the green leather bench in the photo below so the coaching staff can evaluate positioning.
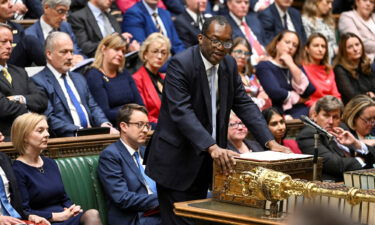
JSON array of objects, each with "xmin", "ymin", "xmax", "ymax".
[{"xmin": 55, "ymin": 155, "xmax": 108, "ymax": 225}]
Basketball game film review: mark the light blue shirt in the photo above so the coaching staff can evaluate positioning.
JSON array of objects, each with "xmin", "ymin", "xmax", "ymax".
[
  {"xmin": 87, "ymin": 2, "xmax": 114, "ymax": 38},
  {"xmin": 142, "ymin": 0, "xmax": 168, "ymax": 36}
]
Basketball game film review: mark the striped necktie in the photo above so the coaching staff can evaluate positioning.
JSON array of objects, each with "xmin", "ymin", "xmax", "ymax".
[
  {"xmin": 152, "ymin": 13, "xmax": 163, "ymax": 34},
  {"xmin": 2, "ymin": 68, "xmax": 11, "ymax": 84}
]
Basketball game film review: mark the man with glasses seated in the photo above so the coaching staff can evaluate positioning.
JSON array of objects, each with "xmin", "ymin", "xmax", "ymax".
[
  {"xmin": 11, "ymin": 0, "xmax": 86, "ymax": 67},
  {"xmin": 98, "ymin": 104, "xmax": 161, "ymax": 225},
  {"xmin": 145, "ymin": 15, "xmax": 290, "ymax": 225}
]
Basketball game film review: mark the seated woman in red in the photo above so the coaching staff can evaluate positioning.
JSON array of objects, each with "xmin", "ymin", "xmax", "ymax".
[
  {"xmin": 302, "ymin": 33, "xmax": 341, "ymax": 107},
  {"xmin": 132, "ymin": 33, "xmax": 171, "ymax": 124},
  {"xmin": 262, "ymin": 107, "xmax": 302, "ymax": 154}
]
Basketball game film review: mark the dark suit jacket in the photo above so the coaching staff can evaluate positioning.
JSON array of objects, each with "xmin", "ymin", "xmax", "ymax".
[
  {"xmin": 297, "ymin": 126, "xmax": 375, "ymax": 181},
  {"xmin": 227, "ymin": 139, "xmax": 265, "ymax": 153},
  {"xmin": 98, "ymin": 140, "xmax": 160, "ymax": 225},
  {"xmin": 122, "ymin": 2, "xmax": 185, "ymax": 54},
  {"xmin": 258, "ymin": 3, "xmax": 306, "ymax": 45},
  {"xmin": 0, "ymin": 64, "xmax": 47, "ymax": 137},
  {"xmin": 25, "ymin": 20, "xmax": 85, "ymax": 57},
  {"xmin": 23, "ymin": 0, "xmax": 43, "ymax": 19},
  {"xmin": 226, "ymin": 13, "xmax": 266, "ymax": 46},
  {"xmin": 0, "ymin": 152, "xmax": 28, "ymax": 219},
  {"xmin": 145, "ymin": 46, "xmax": 274, "ymax": 191},
  {"xmin": 31, "ymin": 67, "xmax": 108, "ymax": 137},
  {"xmin": 68, "ymin": 6, "xmax": 121, "ymax": 57},
  {"xmin": 173, "ymin": 10, "xmax": 201, "ymax": 47}
]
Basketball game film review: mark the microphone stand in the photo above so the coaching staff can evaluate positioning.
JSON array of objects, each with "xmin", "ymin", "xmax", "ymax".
[{"xmin": 313, "ymin": 133, "xmax": 319, "ymax": 181}]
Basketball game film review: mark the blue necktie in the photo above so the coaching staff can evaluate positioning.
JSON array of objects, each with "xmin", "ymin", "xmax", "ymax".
[
  {"xmin": 133, "ymin": 151, "xmax": 157, "ymax": 193},
  {"xmin": 62, "ymin": 74, "xmax": 88, "ymax": 128},
  {"xmin": 0, "ymin": 176, "xmax": 21, "ymax": 218},
  {"xmin": 209, "ymin": 66, "xmax": 217, "ymax": 139}
]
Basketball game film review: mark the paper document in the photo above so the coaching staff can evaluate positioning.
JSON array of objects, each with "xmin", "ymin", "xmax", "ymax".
[{"xmin": 238, "ymin": 151, "xmax": 313, "ymax": 161}]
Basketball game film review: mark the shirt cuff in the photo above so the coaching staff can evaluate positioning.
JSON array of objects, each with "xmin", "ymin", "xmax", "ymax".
[
  {"xmin": 355, "ymin": 142, "xmax": 369, "ymax": 155},
  {"xmin": 291, "ymin": 72, "xmax": 309, "ymax": 95},
  {"xmin": 355, "ymin": 157, "xmax": 366, "ymax": 167}
]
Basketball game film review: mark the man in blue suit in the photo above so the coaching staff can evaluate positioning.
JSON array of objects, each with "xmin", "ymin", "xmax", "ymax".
[
  {"xmin": 123, "ymin": 0, "xmax": 185, "ymax": 55},
  {"xmin": 226, "ymin": 0, "xmax": 267, "ymax": 64},
  {"xmin": 258, "ymin": 0, "xmax": 306, "ymax": 45},
  {"xmin": 32, "ymin": 32, "xmax": 117, "ymax": 137},
  {"xmin": 12, "ymin": 0, "xmax": 85, "ymax": 67},
  {"xmin": 98, "ymin": 104, "xmax": 161, "ymax": 225}
]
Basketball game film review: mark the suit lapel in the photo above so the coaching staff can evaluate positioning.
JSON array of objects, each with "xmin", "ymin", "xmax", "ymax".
[
  {"xmin": 108, "ymin": 13, "xmax": 121, "ymax": 33},
  {"xmin": 194, "ymin": 47, "xmax": 212, "ymax": 125},
  {"xmin": 84, "ymin": 7, "xmax": 103, "ymax": 40},
  {"xmin": 271, "ymin": 4, "xmax": 283, "ymax": 30},
  {"xmin": 0, "ymin": 70, "xmax": 12, "ymax": 88},
  {"xmin": 35, "ymin": 21, "xmax": 45, "ymax": 46},
  {"xmin": 217, "ymin": 60, "xmax": 229, "ymax": 143},
  {"xmin": 115, "ymin": 141, "xmax": 147, "ymax": 187},
  {"xmin": 44, "ymin": 68, "xmax": 70, "ymax": 113}
]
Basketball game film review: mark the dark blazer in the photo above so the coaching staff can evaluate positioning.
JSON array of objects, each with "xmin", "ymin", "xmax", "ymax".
[
  {"xmin": 258, "ymin": 3, "xmax": 306, "ymax": 45},
  {"xmin": 0, "ymin": 152, "xmax": 28, "ymax": 219},
  {"xmin": 132, "ymin": 66, "xmax": 163, "ymax": 124},
  {"xmin": 227, "ymin": 139, "xmax": 265, "ymax": 153},
  {"xmin": 25, "ymin": 20, "xmax": 85, "ymax": 57},
  {"xmin": 173, "ymin": 10, "xmax": 201, "ymax": 47},
  {"xmin": 145, "ymin": 46, "xmax": 274, "ymax": 191},
  {"xmin": 0, "ymin": 64, "xmax": 47, "ymax": 137},
  {"xmin": 122, "ymin": 2, "xmax": 185, "ymax": 54},
  {"xmin": 31, "ymin": 67, "xmax": 108, "ymax": 137},
  {"xmin": 23, "ymin": 0, "xmax": 43, "ymax": 19},
  {"xmin": 297, "ymin": 126, "xmax": 375, "ymax": 181},
  {"xmin": 98, "ymin": 140, "xmax": 160, "ymax": 225},
  {"xmin": 68, "ymin": 6, "xmax": 121, "ymax": 58},
  {"xmin": 226, "ymin": 13, "xmax": 266, "ymax": 46}
]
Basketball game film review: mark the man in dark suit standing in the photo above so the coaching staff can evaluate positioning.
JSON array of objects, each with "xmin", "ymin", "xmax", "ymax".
[
  {"xmin": 0, "ymin": 23, "xmax": 47, "ymax": 139},
  {"xmin": 174, "ymin": 0, "xmax": 208, "ymax": 47},
  {"xmin": 297, "ymin": 96, "xmax": 375, "ymax": 182},
  {"xmin": 69, "ymin": 0, "xmax": 139, "ymax": 58},
  {"xmin": 145, "ymin": 16, "xmax": 290, "ymax": 225},
  {"xmin": 31, "ymin": 32, "xmax": 118, "ymax": 137},
  {"xmin": 98, "ymin": 104, "xmax": 161, "ymax": 225},
  {"xmin": 258, "ymin": 0, "xmax": 306, "ymax": 45}
]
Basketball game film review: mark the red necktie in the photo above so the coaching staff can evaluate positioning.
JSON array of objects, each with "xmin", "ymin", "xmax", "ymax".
[{"xmin": 242, "ymin": 21, "xmax": 265, "ymax": 56}]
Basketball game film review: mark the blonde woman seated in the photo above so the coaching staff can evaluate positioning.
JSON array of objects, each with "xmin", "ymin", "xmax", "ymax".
[
  {"xmin": 11, "ymin": 113, "xmax": 102, "ymax": 225},
  {"xmin": 85, "ymin": 33, "xmax": 144, "ymax": 125},
  {"xmin": 302, "ymin": 33, "xmax": 341, "ymax": 107},
  {"xmin": 302, "ymin": 0, "xmax": 337, "ymax": 61},
  {"xmin": 342, "ymin": 95, "xmax": 375, "ymax": 146},
  {"xmin": 132, "ymin": 33, "xmax": 171, "ymax": 124}
]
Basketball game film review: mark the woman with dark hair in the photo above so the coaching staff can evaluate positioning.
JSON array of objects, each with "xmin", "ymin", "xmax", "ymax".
[
  {"xmin": 342, "ymin": 95, "xmax": 375, "ymax": 146},
  {"xmin": 230, "ymin": 37, "xmax": 271, "ymax": 110},
  {"xmin": 262, "ymin": 107, "xmax": 302, "ymax": 154},
  {"xmin": 302, "ymin": 0, "xmax": 337, "ymax": 61},
  {"xmin": 302, "ymin": 33, "xmax": 341, "ymax": 107},
  {"xmin": 334, "ymin": 32, "xmax": 375, "ymax": 104},
  {"xmin": 256, "ymin": 30, "xmax": 316, "ymax": 118}
]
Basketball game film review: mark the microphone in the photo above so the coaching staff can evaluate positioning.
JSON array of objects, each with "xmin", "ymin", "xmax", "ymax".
[{"xmin": 300, "ymin": 115, "xmax": 334, "ymax": 140}]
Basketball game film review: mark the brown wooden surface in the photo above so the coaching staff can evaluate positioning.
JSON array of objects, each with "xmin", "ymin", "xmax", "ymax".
[
  {"xmin": 11, "ymin": 19, "xmax": 36, "ymax": 28},
  {"xmin": 0, "ymin": 134, "xmax": 119, "ymax": 159},
  {"xmin": 174, "ymin": 198, "xmax": 287, "ymax": 225}
]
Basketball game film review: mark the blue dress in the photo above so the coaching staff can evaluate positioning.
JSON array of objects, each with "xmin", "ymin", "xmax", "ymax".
[
  {"xmin": 12, "ymin": 157, "xmax": 82, "ymax": 225},
  {"xmin": 85, "ymin": 68, "xmax": 144, "ymax": 125}
]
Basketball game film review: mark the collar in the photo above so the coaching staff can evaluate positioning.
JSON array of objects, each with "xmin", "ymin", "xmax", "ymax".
[
  {"xmin": 47, "ymin": 63, "xmax": 67, "ymax": 80},
  {"xmin": 40, "ymin": 16, "xmax": 54, "ymax": 34},
  {"xmin": 120, "ymin": 138, "xmax": 140, "ymax": 157},
  {"xmin": 186, "ymin": 8, "xmax": 198, "ymax": 22},
  {"xmin": 275, "ymin": 3, "xmax": 287, "ymax": 17},
  {"xmin": 0, "ymin": 64, "xmax": 8, "ymax": 71},
  {"xmin": 229, "ymin": 11, "xmax": 244, "ymax": 26},
  {"xmin": 142, "ymin": 0, "xmax": 158, "ymax": 16},
  {"xmin": 88, "ymin": 1, "xmax": 103, "ymax": 18},
  {"xmin": 199, "ymin": 50, "xmax": 218, "ymax": 72}
]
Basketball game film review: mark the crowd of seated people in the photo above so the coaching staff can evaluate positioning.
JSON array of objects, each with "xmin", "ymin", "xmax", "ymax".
[{"xmin": 2, "ymin": 0, "xmax": 375, "ymax": 224}]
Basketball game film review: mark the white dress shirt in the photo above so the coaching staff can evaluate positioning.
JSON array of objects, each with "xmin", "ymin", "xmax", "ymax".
[
  {"xmin": 87, "ymin": 2, "xmax": 115, "ymax": 38},
  {"xmin": 275, "ymin": 3, "xmax": 296, "ymax": 32},
  {"xmin": 40, "ymin": 17, "xmax": 55, "ymax": 40}
]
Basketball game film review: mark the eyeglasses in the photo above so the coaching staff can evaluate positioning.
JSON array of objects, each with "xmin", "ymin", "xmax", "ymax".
[
  {"xmin": 126, "ymin": 121, "xmax": 152, "ymax": 130},
  {"xmin": 232, "ymin": 49, "xmax": 252, "ymax": 58},
  {"xmin": 149, "ymin": 49, "xmax": 168, "ymax": 57},
  {"xmin": 203, "ymin": 34, "xmax": 233, "ymax": 49},
  {"xmin": 229, "ymin": 122, "xmax": 246, "ymax": 129},
  {"xmin": 54, "ymin": 8, "xmax": 69, "ymax": 16},
  {"xmin": 359, "ymin": 117, "xmax": 375, "ymax": 126}
]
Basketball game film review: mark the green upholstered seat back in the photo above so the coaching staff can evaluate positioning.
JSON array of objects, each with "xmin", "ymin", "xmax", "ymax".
[{"xmin": 55, "ymin": 155, "xmax": 107, "ymax": 225}]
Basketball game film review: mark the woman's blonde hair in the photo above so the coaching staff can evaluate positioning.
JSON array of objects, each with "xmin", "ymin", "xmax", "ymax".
[
  {"xmin": 139, "ymin": 33, "xmax": 171, "ymax": 62},
  {"xmin": 302, "ymin": 33, "xmax": 331, "ymax": 73},
  {"xmin": 334, "ymin": 32, "xmax": 371, "ymax": 78},
  {"xmin": 342, "ymin": 95, "xmax": 375, "ymax": 130},
  {"xmin": 266, "ymin": 30, "xmax": 301, "ymax": 64},
  {"xmin": 91, "ymin": 33, "xmax": 127, "ymax": 72},
  {"xmin": 11, "ymin": 113, "xmax": 47, "ymax": 155},
  {"xmin": 302, "ymin": 0, "xmax": 335, "ymax": 28}
]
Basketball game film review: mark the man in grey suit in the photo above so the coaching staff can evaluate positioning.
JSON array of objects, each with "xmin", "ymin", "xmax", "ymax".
[{"xmin": 0, "ymin": 23, "xmax": 47, "ymax": 139}]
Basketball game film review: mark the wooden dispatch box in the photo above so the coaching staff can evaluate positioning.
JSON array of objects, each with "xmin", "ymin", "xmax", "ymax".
[{"xmin": 212, "ymin": 154, "xmax": 323, "ymax": 208}]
